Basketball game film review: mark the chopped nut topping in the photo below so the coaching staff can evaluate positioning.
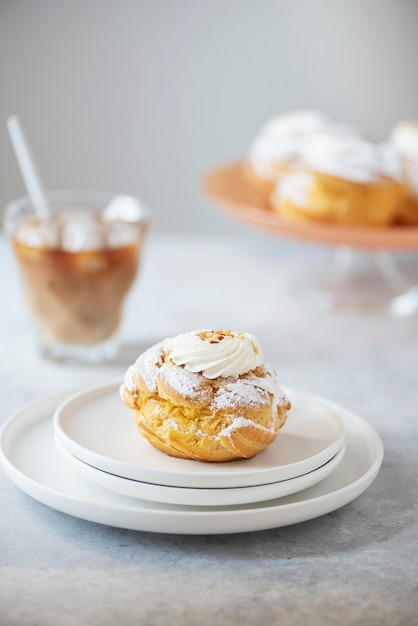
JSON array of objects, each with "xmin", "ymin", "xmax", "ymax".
[{"xmin": 196, "ymin": 330, "xmax": 235, "ymax": 343}]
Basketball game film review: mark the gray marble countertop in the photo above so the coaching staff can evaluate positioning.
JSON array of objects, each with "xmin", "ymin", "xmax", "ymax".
[{"xmin": 1, "ymin": 230, "xmax": 418, "ymax": 626}]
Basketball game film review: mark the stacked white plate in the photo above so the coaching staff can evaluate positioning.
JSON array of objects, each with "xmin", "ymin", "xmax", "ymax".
[
  {"xmin": 53, "ymin": 383, "xmax": 347, "ymax": 506},
  {"xmin": 0, "ymin": 382, "xmax": 383, "ymax": 535}
]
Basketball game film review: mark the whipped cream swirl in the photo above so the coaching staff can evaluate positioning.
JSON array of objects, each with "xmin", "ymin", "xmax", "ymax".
[
  {"xmin": 163, "ymin": 330, "xmax": 263, "ymax": 379},
  {"xmin": 248, "ymin": 111, "xmax": 330, "ymax": 179},
  {"xmin": 248, "ymin": 110, "xmax": 357, "ymax": 180},
  {"xmin": 390, "ymin": 121, "xmax": 418, "ymax": 159},
  {"xmin": 300, "ymin": 133, "xmax": 381, "ymax": 182}
]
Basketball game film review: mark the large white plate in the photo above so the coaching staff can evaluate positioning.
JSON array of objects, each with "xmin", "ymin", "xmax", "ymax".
[
  {"xmin": 0, "ymin": 389, "xmax": 383, "ymax": 535},
  {"xmin": 53, "ymin": 383, "xmax": 345, "ymax": 488},
  {"xmin": 55, "ymin": 436, "xmax": 346, "ymax": 506}
]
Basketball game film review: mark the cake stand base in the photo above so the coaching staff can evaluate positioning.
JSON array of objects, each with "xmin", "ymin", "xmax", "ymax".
[{"xmin": 292, "ymin": 246, "xmax": 418, "ymax": 317}]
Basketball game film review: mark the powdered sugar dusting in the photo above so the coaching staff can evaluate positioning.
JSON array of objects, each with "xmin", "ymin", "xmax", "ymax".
[
  {"xmin": 132, "ymin": 342, "xmax": 164, "ymax": 393},
  {"xmin": 245, "ymin": 364, "xmax": 289, "ymax": 413},
  {"xmin": 163, "ymin": 418, "xmax": 180, "ymax": 431},
  {"xmin": 211, "ymin": 379, "xmax": 268, "ymax": 411},
  {"xmin": 158, "ymin": 364, "xmax": 205, "ymax": 399},
  {"xmin": 219, "ymin": 416, "xmax": 275, "ymax": 439},
  {"xmin": 123, "ymin": 365, "xmax": 137, "ymax": 392},
  {"xmin": 245, "ymin": 363, "xmax": 287, "ymax": 401}
]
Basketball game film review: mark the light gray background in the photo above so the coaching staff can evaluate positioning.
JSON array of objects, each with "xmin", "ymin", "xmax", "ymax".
[{"xmin": 1, "ymin": 0, "xmax": 418, "ymax": 233}]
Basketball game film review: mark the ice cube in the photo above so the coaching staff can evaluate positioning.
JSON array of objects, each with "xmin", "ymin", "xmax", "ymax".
[
  {"xmin": 15, "ymin": 221, "xmax": 45, "ymax": 248},
  {"xmin": 16, "ymin": 218, "xmax": 60, "ymax": 248},
  {"xmin": 103, "ymin": 195, "xmax": 145, "ymax": 222},
  {"xmin": 59, "ymin": 210, "xmax": 104, "ymax": 252}
]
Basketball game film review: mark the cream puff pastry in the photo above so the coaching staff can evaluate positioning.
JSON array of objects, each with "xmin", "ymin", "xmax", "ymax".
[
  {"xmin": 271, "ymin": 133, "xmax": 405, "ymax": 226},
  {"xmin": 120, "ymin": 330, "xmax": 291, "ymax": 463},
  {"xmin": 246, "ymin": 110, "xmax": 356, "ymax": 195}
]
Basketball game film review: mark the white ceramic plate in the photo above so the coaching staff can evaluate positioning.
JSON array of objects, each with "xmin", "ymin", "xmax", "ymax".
[
  {"xmin": 55, "ymin": 435, "xmax": 346, "ymax": 506},
  {"xmin": 0, "ymin": 389, "xmax": 383, "ymax": 535},
  {"xmin": 53, "ymin": 383, "xmax": 345, "ymax": 489}
]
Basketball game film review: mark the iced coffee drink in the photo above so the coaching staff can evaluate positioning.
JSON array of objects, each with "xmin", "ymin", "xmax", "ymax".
[{"xmin": 5, "ymin": 192, "xmax": 150, "ymax": 362}]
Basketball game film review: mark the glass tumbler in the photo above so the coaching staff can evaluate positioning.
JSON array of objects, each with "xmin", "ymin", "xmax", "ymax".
[{"xmin": 4, "ymin": 190, "xmax": 151, "ymax": 364}]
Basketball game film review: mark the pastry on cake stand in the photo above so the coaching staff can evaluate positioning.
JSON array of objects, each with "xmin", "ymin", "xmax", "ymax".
[{"xmin": 203, "ymin": 161, "xmax": 418, "ymax": 316}]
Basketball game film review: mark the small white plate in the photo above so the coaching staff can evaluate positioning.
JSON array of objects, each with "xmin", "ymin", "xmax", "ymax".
[
  {"xmin": 53, "ymin": 382, "xmax": 345, "ymax": 489},
  {"xmin": 55, "ymin": 436, "xmax": 346, "ymax": 506},
  {"xmin": 0, "ymin": 388, "xmax": 383, "ymax": 535}
]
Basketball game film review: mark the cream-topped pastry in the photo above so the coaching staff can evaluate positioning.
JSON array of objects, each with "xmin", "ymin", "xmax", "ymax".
[
  {"xmin": 246, "ymin": 110, "xmax": 357, "ymax": 193},
  {"xmin": 271, "ymin": 132, "xmax": 405, "ymax": 226},
  {"xmin": 120, "ymin": 330, "xmax": 290, "ymax": 462}
]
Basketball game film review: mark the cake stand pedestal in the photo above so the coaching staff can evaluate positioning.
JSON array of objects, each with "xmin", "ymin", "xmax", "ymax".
[{"xmin": 291, "ymin": 245, "xmax": 418, "ymax": 316}]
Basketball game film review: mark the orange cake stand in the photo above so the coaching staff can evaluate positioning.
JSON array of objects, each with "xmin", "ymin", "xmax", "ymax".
[
  {"xmin": 203, "ymin": 161, "xmax": 418, "ymax": 316},
  {"xmin": 203, "ymin": 161, "xmax": 418, "ymax": 251}
]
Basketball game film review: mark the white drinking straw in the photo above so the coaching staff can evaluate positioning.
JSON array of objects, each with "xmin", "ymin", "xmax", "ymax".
[{"xmin": 7, "ymin": 115, "xmax": 51, "ymax": 218}]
